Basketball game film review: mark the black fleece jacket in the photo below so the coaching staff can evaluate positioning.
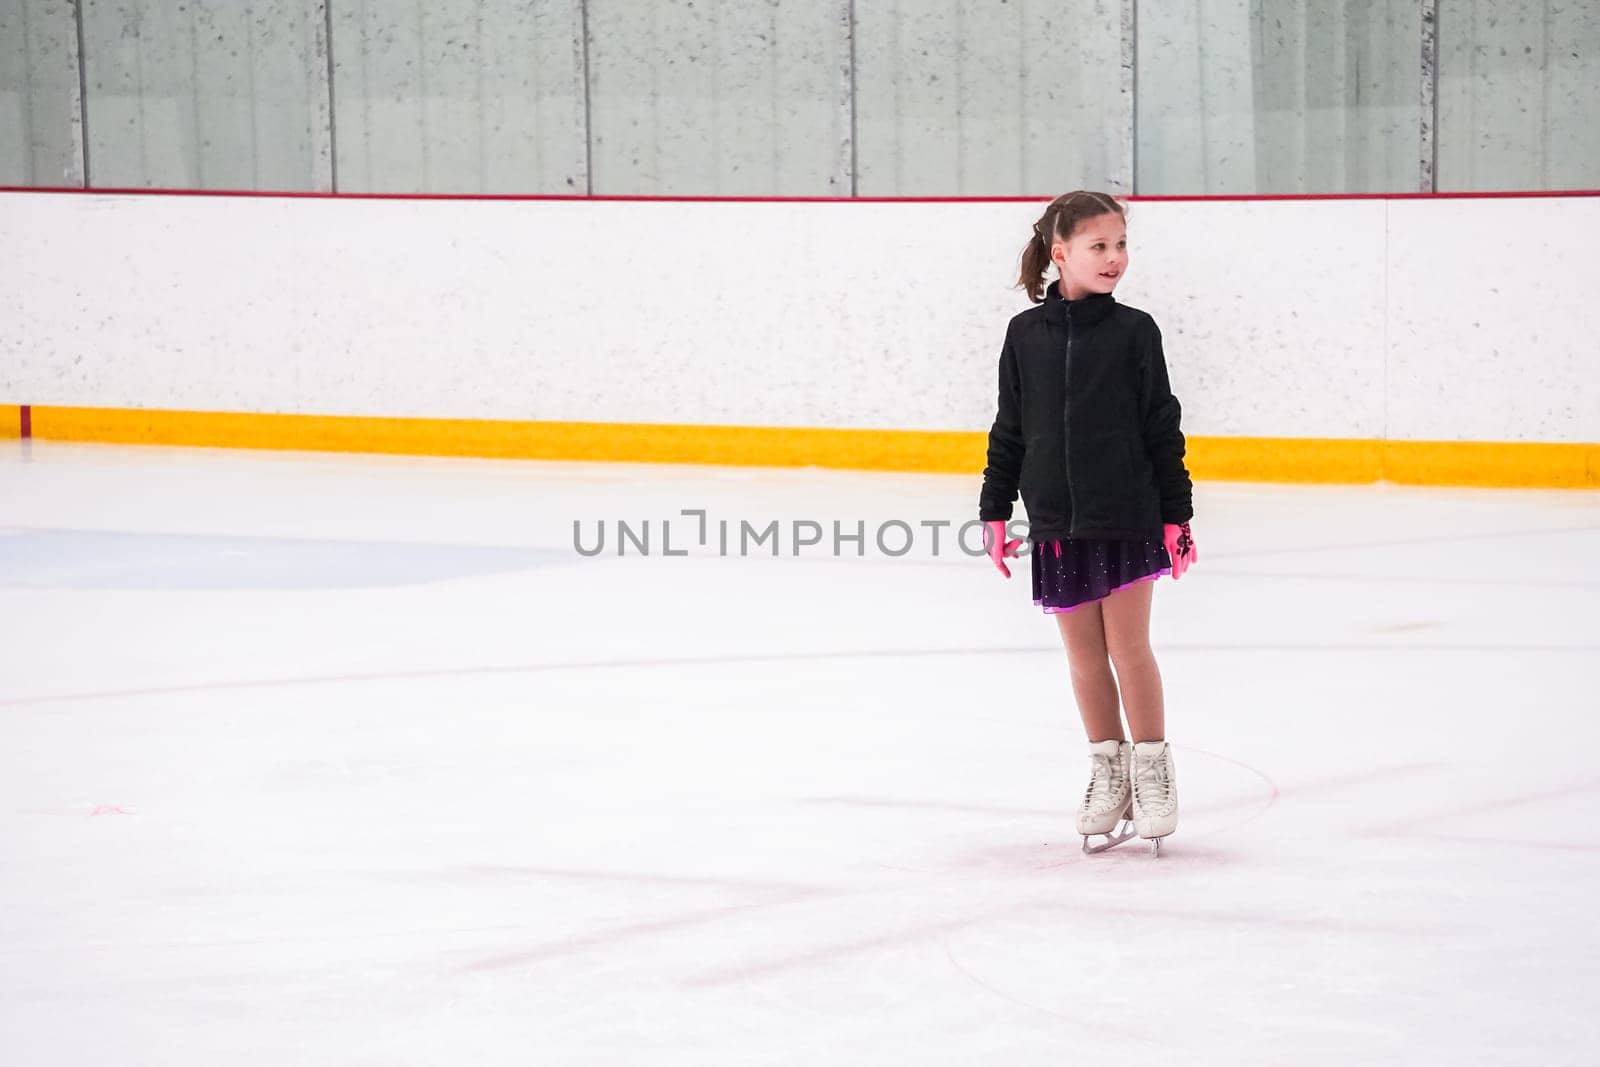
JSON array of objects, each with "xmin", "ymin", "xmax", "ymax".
[{"xmin": 978, "ymin": 282, "xmax": 1194, "ymax": 542}]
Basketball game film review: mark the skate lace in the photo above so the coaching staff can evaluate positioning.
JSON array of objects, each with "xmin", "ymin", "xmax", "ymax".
[
  {"xmin": 1134, "ymin": 750, "xmax": 1175, "ymax": 816},
  {"xmin": 1082, "ymin": 752, "xmax": 1127, "ymax": 815}
]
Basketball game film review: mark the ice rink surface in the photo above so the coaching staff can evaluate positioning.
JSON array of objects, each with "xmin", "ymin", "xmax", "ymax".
[{"xmin": 2, "ymin": 441, "xmax": 1597, "ymax": 1066}]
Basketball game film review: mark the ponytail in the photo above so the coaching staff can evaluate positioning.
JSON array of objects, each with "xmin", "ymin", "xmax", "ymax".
[
  {"xmin": 1016, "ymin": 225, "xmax": 1054, "ymax": 304},
  {"xmin": 1016, "ymin": 190, "xmax": 1129, "ymax": 304}
]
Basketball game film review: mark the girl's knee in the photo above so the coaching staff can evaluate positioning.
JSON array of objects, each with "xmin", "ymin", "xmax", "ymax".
[
  {"xmin": 1068, "ymin": 652, "xmax": 1115, "ymax": 682},
  {"xmin": 1107, "ymin": 642, "xmax": 1155, "ymax": 674}
]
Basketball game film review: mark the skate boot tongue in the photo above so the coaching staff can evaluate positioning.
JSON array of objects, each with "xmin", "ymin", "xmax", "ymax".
[
  {"xmin": 1133, "ymin": 741, "xmax": 1167, "ymax": 757},
  {"xmin": 1088, "ymin": 739, "xmax": 1124, "ymax": 757}
]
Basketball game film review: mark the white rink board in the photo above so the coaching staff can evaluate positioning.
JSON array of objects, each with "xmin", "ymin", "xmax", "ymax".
[{"xmin": 1, "ymin": 192, "xmax": 1595, "ymax": 443}]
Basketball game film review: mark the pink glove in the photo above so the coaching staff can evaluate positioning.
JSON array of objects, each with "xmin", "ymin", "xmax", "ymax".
[
  {"xmin": 1163, "ymin": 521, "xmax": 1197, "ymax": 580},
  {"xmin": 984, "ymin": 520, "xmax": 1025, "ymax": 578}
]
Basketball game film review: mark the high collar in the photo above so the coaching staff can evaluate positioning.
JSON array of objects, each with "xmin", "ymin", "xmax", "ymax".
[{"xmin": 1043, "ymin": 280, "xmax": 1117, "ymax": 325}]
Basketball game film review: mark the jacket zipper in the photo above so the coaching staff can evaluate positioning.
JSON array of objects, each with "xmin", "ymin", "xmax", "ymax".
[{"xmin": 1063, "ymin": 310, "xmax": 1077, "ymax": 538}]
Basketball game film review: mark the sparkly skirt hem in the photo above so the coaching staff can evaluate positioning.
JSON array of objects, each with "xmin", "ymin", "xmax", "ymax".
[
  {"xmin": 1030, "ymin": 536, "xmax": 1171, "ymax": 614},
  {"xmin": 1034, "ymin": 569, "xmax": 1169, "ymax": 614}
]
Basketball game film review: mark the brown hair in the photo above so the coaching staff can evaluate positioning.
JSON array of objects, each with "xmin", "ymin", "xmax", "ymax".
[{"xmin": 1016, "ymin": 190, "xmax": 1128, "ymax": 303}]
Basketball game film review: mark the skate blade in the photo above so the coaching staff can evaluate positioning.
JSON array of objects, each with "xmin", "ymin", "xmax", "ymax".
[
  {"xmin": 1142, "ymin": 832, "xmax": 1174, "ymax": 856},
  {"xmin": 1081, "ymin": 820, "xmax": 1138, "ymax": 854}
]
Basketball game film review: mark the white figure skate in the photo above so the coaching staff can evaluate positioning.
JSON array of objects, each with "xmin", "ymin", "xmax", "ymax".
[
  {"xmin": 1077, "ymin": 739, "xmax": 1136, "ymax": 854},
  {"xmin": 1130, "ymin": 740, "xmax": 1179, "ymax": 855}
]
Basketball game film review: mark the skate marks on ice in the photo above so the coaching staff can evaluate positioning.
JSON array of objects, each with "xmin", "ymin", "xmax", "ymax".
[
  {"xmin": 7, "ymin": 641, "xmax": 1592, "ymax": 713},
  {"xmin": 448, "ymin": 864, "xmax": 840, "ymax": 976},
  {"xmin": 1201, "ymin": 520, "xmax": 1600, "ymax": 564},
  {"xmin": 0, "ymin": 527, "xmax": 555, "ymax": 591},
  {"xmin": 697, "ymin": 884, "xmax": 1244, "ymax": 1044},
  {"xmin": 14, "ymin": 803, "xmax": 139, "ymax": 817},
  {"xmin": 427, "ymin": 743, "xmax": 1393, "ymax": 1038},
  {"xmin": 655, "ymin": 834, "xmax": 1459, "ymax": 1052},
  {"xmin": 0, "ymin": 645, "xmax": 1135, "ymax": 711},
  {"xmin": 451, "ymin": 865, "xmax": 991, "ymax": 1023},
  {"xmin": 1351, "ymin": 773, "xmax": 1600, "ymax": 854},
  {"xmin": 939, "ymin": 892, "xmax": 1460, "ymax": 1054},
  {"xmin": 803, "ymin": 741, "xmax": 1282, "ymax": 873}
]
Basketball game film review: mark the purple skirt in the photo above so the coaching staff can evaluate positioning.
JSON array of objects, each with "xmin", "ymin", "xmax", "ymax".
[{"xmin": 1031, "ymin": 536, "xmax": 1171, "ymax": 614}]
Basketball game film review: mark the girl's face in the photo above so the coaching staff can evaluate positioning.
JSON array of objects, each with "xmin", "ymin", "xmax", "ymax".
[{"xmin": 1051, "ymin": 212, "xmax": 1128, "ymax": 300}]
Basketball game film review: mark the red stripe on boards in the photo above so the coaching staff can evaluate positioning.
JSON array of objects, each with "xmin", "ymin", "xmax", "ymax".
[
  {"xmin": 19, "ymin": 405, "xmax": 30, "ymax": 438},
  {"xmin": 2, "ymin": 185, "xmax": 1600, "ymax": 204}
]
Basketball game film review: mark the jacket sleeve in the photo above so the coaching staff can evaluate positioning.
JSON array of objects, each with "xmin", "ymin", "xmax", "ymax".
[
  {"xmin": 1139, "ymin": 318, "xmax": 1195, "ymax": 526},
  {"xmin": 978, "ymin": 327, "xmax": 1024, "ymax": 522}
]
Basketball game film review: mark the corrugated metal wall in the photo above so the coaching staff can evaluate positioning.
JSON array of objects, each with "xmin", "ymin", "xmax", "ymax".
[{"xmin": 1, "ymin": 0, "xmax": 1597, "ymax": 195}]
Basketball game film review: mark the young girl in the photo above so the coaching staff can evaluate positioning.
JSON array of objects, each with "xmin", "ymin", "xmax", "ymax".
[{"xmin": 978, "ymin": 190, "xmax": 1197, "ymax": 855}]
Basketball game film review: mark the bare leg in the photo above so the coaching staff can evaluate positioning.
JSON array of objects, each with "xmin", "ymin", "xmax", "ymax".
[
  {"xmin": 1053, "ymin": 601, "xmax": 1124, "ymax": 742},
  {"xmin": 1101, "ymin": 579, "xmax": 1165, "ymax": 742}
]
